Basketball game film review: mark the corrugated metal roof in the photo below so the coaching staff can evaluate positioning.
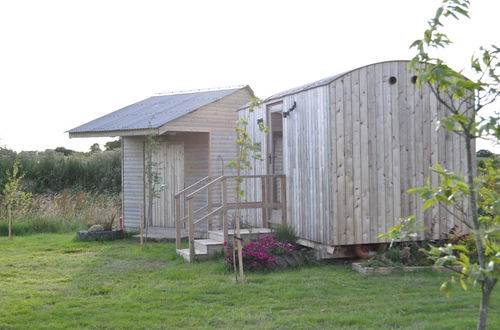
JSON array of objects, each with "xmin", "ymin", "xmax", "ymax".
[
  {"xmin": 238, "ymin": 72, "xmax": 347, "ymax": 110},
  {"xmin": 68, "ymin": 87, "xmax": 244, "ymax": 133},
  {"xmin": 265, "ymin": 72, "xmax": 346, "ymax": 102}
]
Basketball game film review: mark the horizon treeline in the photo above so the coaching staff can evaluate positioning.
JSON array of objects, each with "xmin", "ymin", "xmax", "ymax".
[{"xmin": 0, "ymin": 141, "xmax": 121, "ymax": 195}]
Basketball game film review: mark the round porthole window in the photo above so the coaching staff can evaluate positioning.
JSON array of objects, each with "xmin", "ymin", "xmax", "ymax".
[
  {"xmin": 411, "ymin": 75, "xmax": 418, "ymax": 84},
  {"xmin": 389, "ymin": 76, "xmax": 397, "ymax": 85}
]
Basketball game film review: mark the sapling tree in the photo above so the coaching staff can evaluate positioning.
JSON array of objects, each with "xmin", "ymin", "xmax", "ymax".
[
  {"xmin": 227, "ymin": 97, "xmax": 268, "ymax": 283},
  {"xmin": 404, "ymin": 1, "xmax": 499, "ymax": 328},
  {"xmin": 143, "ymin": 131, "xmax": 163, "ymax": 247},
  {"xmin": 2, "ymin": 159, "xmax": 32, "ymax": 239}
]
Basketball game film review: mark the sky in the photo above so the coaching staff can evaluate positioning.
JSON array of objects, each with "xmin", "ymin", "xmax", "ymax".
[{"xmin": 0, "ymin": 0, "xmax": 499, "ymax": 152}]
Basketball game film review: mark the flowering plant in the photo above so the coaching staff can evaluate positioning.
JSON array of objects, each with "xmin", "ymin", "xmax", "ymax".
[{"xmin": 225, "ymin": 235, "xmax": 295, "ymax": 271}]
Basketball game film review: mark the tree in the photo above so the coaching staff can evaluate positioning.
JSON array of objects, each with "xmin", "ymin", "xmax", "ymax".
[
  {"xmin": 143, "ymin": 132, "xmax": 163, "ymax": 248},
  {"xmin": 104, "ymin": 139, "xmax": 121, "ymax": 151},
  {"xmin": 407, "ymin": 1, "xmax": 499, "ymax": 328},
  {"xmin": 476, "ymin": 149, "xmax": 494, "ymax": 158},
  {"xmin": 2, "ymin": 159, "xmax": 32, "ymax": 239},
  {"xmin": 227, "ymin": 97, "xmax": 268, "ymax": 283},
  {"xmin": 54, "ymin": 147, "xmax": 75, "ymax": 156},
  {"xmin": 90, "ymin": 143, "xmax": 101, "ymax": 153}
]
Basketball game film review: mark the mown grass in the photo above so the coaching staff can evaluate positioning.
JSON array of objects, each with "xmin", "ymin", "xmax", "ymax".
[{"xmin": 1, "ymin": 234, "xmax": 498, "ymax": 329}]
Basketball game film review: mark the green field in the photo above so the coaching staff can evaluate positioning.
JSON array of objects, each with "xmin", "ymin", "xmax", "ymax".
[{"xmin": 1, "ymin": 234, "xmax": 498, "ymax": 329}]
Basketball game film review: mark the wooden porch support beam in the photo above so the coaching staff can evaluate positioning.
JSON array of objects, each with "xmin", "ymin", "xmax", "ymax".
[
  {"xmin": 280, "ymin": 176, "xmax": 287, "ymax": 224},
  {"xmin": 188, "ymin": 198, "xmax": 194, "ymax": 262}
]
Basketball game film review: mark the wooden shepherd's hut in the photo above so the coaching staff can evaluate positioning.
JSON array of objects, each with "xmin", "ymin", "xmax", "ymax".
[{"xmin": 238, "ymin": 60, "xmax": 473, "ymax": 257}]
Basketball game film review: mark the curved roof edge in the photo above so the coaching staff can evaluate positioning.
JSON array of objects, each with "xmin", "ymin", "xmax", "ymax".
[{"xmin": 264, "ymin": 60, "xmax": 411, "ymax": 103}]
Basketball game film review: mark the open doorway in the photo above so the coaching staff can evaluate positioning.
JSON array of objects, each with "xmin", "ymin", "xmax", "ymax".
[{"xmin": 267, "ymin": 103, "xmax": 284, "ymax": 224}]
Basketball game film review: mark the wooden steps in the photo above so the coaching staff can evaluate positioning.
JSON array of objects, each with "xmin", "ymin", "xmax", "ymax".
[{"xmin": 176, "ymin": 228, "xmax": 273, "ymax": 262}]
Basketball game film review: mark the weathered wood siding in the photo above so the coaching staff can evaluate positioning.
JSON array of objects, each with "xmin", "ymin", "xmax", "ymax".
[
  {"xmin": 328, "ymin": 61, "xmax": 468, "ymax": 244},
  {"xmin": 122, "ymin": 87, "xmax": 253, "ymax": 230},
  {"xmin": 160, "ymin": 87, "xmax": 253, "ymax": 180},
  {"xmin": 122, "ymin": 136, "xmax": 145, "ymax": 228},
  {"xmin": 282, "ymin": 86, "xmax": 332, "ymax": 244},
  {"xmin": 241, "ymin": 61, "xmax": 470, "ymax": 246}
]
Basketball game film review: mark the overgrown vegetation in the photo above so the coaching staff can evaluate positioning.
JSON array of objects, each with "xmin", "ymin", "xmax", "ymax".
[
  {"xmin": 0, "ymin": 146, "xmax": 121, "ymax": 194},
  {"xmin": 0, "ymin": 233, "xmax": 498, "ymax": 329},
  {"xmin": 0, "ymin": 192, "xmax": 120, "ymax": 236},
  {"xmin": 0, "ymin": 144, "xmax": 121, "ymax": 236}
]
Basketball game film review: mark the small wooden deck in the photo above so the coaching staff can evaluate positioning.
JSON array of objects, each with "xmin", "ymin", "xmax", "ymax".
[{"xmin": 132, "ymin": 227, "xmax": 188, "ymax": 240}]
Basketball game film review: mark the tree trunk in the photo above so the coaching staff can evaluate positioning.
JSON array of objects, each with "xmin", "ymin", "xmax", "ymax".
[
  {"xmin": 478, "ymin": 278, "xmax": 498, "ymax": 330},
  {"xmin": 465, "ymin": 138, "xmax": 486, "ymax": 268},
  {"xmin": 464, "ymin": 137, "xmax": 496, "ymax": 330},
  {"xmin": 236, "ymin": 210, "xmax": 245, "ymax": 282},
  {"xmin": 235, "ymin": 158, "xmax": 245, "ymax": 283}
]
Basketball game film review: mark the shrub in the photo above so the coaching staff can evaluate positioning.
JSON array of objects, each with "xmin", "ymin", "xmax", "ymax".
[
  {"xmin": 272, "ymin": 223, "xmax": 298, "ymax": 243},
  {"xmin": 225, "ymin": 236, "xmax": 295, "ymax": 271},
  {"xmin": 364, "ymin": 242, "xmax": 432, "ymax": 268}
]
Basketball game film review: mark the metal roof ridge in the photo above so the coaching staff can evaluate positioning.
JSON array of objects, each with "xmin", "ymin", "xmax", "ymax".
[{"xmin": 154, "ymin": 85, "xmax": 246, "ymax": 96}]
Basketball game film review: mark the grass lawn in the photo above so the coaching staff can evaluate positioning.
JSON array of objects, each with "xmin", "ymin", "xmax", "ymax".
[{"xmin": 0, "ymin": 234, "xmax": 498, "ymax": 329}]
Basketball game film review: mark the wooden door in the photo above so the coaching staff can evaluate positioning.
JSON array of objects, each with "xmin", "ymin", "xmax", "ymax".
[{"xmin": 149, "ymin": 142, "xmax": 184, "ymax": 228}]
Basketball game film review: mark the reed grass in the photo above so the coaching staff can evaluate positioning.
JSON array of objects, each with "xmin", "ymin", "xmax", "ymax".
[{"xmin": 0, "ymin": 191, "xmax": 121, "ymax": 236}]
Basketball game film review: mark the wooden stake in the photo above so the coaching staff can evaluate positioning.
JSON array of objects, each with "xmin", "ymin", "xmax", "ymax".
[
  {"xmin": 236, "ymin": 213, "xmax": 245, "ymax": 283},
  {"xmin": 140, "ymin": 206, "xmax": 144, "ymax": 248},
  {"xmin": 175, "ymin": 195, "xmax": 181, "ymax": 250},
  {"xmin": 235, "ymin": 161, "xmax": 245, "ymax": 283},
  {"xmin": 8, "ymin": 205, "xmax": 12, "ymax": 240}
]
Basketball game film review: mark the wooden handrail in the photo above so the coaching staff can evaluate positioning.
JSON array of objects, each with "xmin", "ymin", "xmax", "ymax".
[
  {"xmin": 199, "ymin": 202, "xmax": 283, "ymax": 210},
  {"xmin": 185, "ymin": 176, "xmax": 225, "ymax": 200},
  {"xmin": 193, "ymin": 206, "xmax": 224, "ymax": 225},
  {"xmin": 179, "ymin": 204, "xmax": 212, "ymax": 223},
  {"xmin": 176, "ymin": 174, "xmax": 287, "ymax": 262},
  {"xmin": 223, "ymin": 174, "xmax": 285, "ymax": 179},
  {"xmin": 176, "ymin": 176, "xmax": 212, "ymax": 249},
  {"xmin": 175, "ymin": 176, "xmax": 211, "ymax": 198}
]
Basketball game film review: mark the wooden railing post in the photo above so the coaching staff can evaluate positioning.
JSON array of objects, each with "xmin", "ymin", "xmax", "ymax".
[
  {"xmin": 280, "ymin": 175, "xmax": 287, "ymax": 224},
  {"xmin": 175, "ymin": 195, "xmax": 181, "ymax": 250},
  {"xmin": 188, "ymin": 198, "xmax": 194, "ymax": 262},
  {"xmin": 222, "ymin": 179, "xmax": 228, "ymax": 245},
  {"xmin": 207, "ymin": 185, "xmax": 213, "ymax": 232},
  {"xmin": 261, "ymin": 176, "xmax": 268, "ymax": 228}
]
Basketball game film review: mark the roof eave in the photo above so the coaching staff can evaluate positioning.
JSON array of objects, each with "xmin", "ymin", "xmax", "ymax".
[
  {"xmin": 69, "ymin": 86, "xmax": 253, "ymax": 138},
  {"xmin": 68, "ymin": 128, "xmax": 158, "ymax": 138}
]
